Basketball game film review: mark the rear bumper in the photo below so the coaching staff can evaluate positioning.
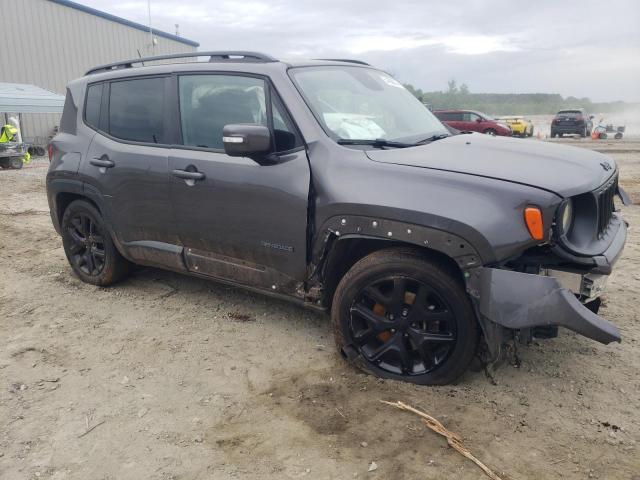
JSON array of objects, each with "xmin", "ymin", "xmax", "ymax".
[
  {"xmin": 552, "ymin": 124, "xmax": 586, "ymax": 134},
  {"xmin": 470, "ymin": 268, "xmax": 621, "ymax": 345}
]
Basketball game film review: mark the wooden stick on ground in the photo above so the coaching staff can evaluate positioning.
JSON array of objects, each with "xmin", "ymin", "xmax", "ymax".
[
  {"xmin": 77, "ymin": 420, "xmax": 105, "ymax": 438},
  {"xmin": 381, "ymin": 400, "xmax": 505, "ymax": 480}
]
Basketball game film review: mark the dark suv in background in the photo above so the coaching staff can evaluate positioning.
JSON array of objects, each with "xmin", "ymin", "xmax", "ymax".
[
  {"xmin": 433, "ymin": 109, "xmax": 512, "ymax": 136},
  {"xmin": 551, "ymin": 108, "xmax": 594, "ymax": 138},
  {"xmin": 47, "ymin": 52, "xmax": 627, "ymax": 385}
]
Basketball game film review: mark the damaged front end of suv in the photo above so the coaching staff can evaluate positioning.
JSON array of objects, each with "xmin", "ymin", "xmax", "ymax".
[{"xmin": 466, "ymin": 169, "xmax": 628, "ymax": 362}]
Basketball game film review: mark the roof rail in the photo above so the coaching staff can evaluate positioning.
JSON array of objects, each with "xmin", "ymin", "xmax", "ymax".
[
  {"xmin": 314, "ymin": 58, "xmax": 371, "ymax": 66},
  {"xmin": 86, "ymin": 51, "xmax": 278, "ymax": 75}
]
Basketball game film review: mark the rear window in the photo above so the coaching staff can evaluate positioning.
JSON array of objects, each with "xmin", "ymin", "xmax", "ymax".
[
  {"xmin": 557, "ymin": 110, "xmax": 582, "ymax": 117},
  {"xmin": 109, "ymin": 77, "xmax": 165, "ymax": 143},
  {"xmin": 84, "ymin": 84, "xmax": 103, "ymax": 130}
]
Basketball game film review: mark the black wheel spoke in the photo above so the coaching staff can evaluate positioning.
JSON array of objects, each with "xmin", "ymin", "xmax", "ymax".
[
  {"xmin": 68, "ymin": 241, "xmax": 84, "ymax": 255},
  {"xmin": 71, "ymin": 217, "xmax": 84, "ymax": 235},
  {"xmin": 68, "ymin": 228, "xmax": 85, "ymax": 244},
  {"xmin": 350, "ymin": 303, "xmax": 387, "ymax": 330},
  {"xmin": 363, "ymin": 285, "xmax": 390, "ymax": 307},
  {"xmin": 390, "ymin": 278, "xmax": 407, "ymax": 310},
  {"xmin": 369, "ymin": 338, "xmax": 394, "ymax": 362},
  {"xmin": 85, "ymin": 251, "xmax": 95, "ymax": 273},
  {"xmin": 396, "ymin": 336, "xmax": 413, "ymax": 373}
]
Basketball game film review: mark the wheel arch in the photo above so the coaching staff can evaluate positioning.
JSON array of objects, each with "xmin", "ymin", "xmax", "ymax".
[
  {"xmin": 55, "ymin": 192, "xmax": 102, "ymax": 230},
  {"xmin": 310, "ymin": 215, "xmax": 483, "ymax": 308}
]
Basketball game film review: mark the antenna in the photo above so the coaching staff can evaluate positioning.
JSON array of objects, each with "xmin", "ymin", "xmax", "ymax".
[{"xmin": 147, "ymin": 0, "xmax": 154, "ymax": 55}]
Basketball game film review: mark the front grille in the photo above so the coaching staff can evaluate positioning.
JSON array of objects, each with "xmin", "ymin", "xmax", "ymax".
[{"xmin": 596, "ymin": 176, "xmax": 616, "ymax": 236}]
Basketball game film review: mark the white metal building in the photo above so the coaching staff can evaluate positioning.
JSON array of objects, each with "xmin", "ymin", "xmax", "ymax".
[{"xmin": 0, "ymin": 0, "xmax": 199, "ymax": 143}]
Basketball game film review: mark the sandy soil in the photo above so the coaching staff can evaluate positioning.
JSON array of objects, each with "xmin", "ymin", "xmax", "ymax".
[{"xmin": 1, "ymin": 141, "xmax": 639, "ymax": 480}]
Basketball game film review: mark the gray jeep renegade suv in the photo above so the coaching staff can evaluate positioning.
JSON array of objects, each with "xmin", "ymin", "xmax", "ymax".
[{"xmin": 47, "ymin": 51, "xmax": 628, "ymax": 385}]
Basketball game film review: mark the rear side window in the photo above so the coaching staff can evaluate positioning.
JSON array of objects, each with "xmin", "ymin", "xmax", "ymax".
[
  {"xmin": 60, "ymin": 88, "xmax": 78, "ymax": 134},
  {"xmin": 438, "ymin": 112, "xmax": 462, "ymax": 121},
  {"xmin": 109, "ymin": 78, "xmax": 165, "ymax": 143},
  {"xmin": 84, "ymin": 84, "xmax": 103, "ymax": 130}
]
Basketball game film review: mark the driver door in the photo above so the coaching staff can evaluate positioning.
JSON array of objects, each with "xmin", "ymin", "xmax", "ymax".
[{"xmin": 168, "ymin": 73, "xmax": 310, "ymax": 293}]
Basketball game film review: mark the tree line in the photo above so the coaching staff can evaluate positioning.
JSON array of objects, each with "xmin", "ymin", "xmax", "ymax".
[{"xmin": 404, "ymin": 80, "xmax": 632, "ymax": 115}]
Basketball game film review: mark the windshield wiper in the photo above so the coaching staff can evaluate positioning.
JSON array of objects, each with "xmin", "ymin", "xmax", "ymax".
[
  {"xmin": 414, "ymin": 133, "xmax": 451, "ymax": 144},
  {"xmin": 337, "ymin": 138, "xmax": 416, "ymax": 148}
]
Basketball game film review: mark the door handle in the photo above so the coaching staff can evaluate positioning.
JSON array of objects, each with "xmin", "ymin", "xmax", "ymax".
[
  {"xmin": 172, "ymin": 169, "xmax": 205, "ymax": 181},
  {"xmin": 90, "ymin": 157, "xmax": 115, "ymax": 168}
]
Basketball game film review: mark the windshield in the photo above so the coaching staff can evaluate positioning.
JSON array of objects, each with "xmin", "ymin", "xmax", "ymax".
[{"xmin": 289, "ymin": 66, "xmax": 448, "ymax": 143}]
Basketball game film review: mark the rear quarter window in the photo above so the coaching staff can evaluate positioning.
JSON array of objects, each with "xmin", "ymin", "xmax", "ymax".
[
  {"xmin": 109, "ymin": 77, "xmax": 165, "ymax": 144},
  {"xmin": 59, "ymin": 88, "xmax": 78, "ymax": 134},
  {"xmin": 84, "ymin": 84, "xmax": 103, "ymax": 130}
]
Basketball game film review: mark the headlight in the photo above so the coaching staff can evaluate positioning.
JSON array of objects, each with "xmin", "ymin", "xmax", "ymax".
[{"xmin": 558, "ymin": 199, "xmax": 574, "ymax": 235}]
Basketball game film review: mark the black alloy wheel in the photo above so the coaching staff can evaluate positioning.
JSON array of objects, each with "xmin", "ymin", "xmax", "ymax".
[
  {"xmin": 349, "ymin": 276, "xmax": 456, "ymax": 376},
  {"xmin": 66, "ymin": 212, "xmax": 106, "ymax": 276},
  {"xmin": 332, "ymin": 248, "xmax": 479, "ymax": 385},
  {"xmin": 61, "ymin": 200, "xmax": 130, "ymax": 286}
]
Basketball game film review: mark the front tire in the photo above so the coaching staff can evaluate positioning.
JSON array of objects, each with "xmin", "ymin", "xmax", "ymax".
[
  {"xmin": 483, "ymin": 128, "xmax": 497, "ymax": 136},
  {"xmin": 61, "ymin": 200, "xmax": 130, "ymax": 286},
  {"xmin": 331, "ymin": 249, "xmax": 479, "ymax": 385}
]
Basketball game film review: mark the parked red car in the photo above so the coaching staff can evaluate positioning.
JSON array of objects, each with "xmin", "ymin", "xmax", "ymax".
[{"xmin": 433, "ymin": 109, "xmax": 512, "ymax": 136}]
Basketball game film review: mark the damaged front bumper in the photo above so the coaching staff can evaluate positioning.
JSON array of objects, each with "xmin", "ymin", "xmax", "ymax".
[
  {"xmin": 467, "ymin": 220, "xmax": 626, "ymax": 357},
  {"xmin": 469, "ymin": 268, "xmax": 621, "ymax": 349}
]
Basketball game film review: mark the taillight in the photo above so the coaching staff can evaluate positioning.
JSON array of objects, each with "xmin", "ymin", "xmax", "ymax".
[{"xmin": 47, "ymin": 144, "xmax": 54, "ymax": 162}]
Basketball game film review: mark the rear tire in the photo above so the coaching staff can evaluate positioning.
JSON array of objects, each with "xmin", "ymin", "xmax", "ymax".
[
  {"xmin": 331, "ymin": 248, "xmax": 479, "ymax": 385},
  {"xmin": 61, "ymin": 200, "xmax": 130, "ymax": 286}
]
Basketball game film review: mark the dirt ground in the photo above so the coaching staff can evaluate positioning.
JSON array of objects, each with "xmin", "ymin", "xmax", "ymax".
[{"xmin": 1, "ymin": 139, "xmax": 639, "ymax": 480}]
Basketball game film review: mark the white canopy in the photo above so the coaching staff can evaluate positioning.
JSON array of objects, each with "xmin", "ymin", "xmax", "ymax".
[{"xmin": 0, "ymin": 83, "xmax": 65, "ymax": 114}]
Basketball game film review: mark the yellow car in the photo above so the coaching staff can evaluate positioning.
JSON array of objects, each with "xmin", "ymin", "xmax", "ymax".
[{"xmin": 496, "ymin": 116, "xmax": 534, "ymax": 137}]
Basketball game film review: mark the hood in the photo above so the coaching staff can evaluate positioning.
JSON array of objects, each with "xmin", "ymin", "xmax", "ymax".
[{"xmin": 365, "ymin": 133, "xmax": 616, "ymax": 197}]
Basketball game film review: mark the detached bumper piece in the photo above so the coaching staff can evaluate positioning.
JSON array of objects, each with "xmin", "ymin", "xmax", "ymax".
[{"xmin": 470, "ymin": 268, "xmax": 621, "ymax": 346}]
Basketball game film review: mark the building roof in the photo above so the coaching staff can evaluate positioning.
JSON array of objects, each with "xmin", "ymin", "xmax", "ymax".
[
  {"xmin": 0, "ymin": 83, "xmax": 65, "ymax": 114},
  {"xmin": 48, "ymin": 0, "xmax": 200, "ymax": 47}
]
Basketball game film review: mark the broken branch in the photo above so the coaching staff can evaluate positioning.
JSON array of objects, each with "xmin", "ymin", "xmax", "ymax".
[{"xmin": 381, "ymin": 400, "xmax": 505, "ymax": 480}]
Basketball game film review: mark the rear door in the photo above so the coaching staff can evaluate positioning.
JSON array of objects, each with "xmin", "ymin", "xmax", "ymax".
[
  {"xmin": 168, "ymin": 73, "xmax": 310, "ymax": 292},
  {"xmin": 81, "ymin": 76, "xmax": 178, "ymax": 256}
]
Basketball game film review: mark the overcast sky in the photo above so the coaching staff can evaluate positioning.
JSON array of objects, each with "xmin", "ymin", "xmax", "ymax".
[{"xmin": 79, "ymin": 0, "xmax": 640, "ymax": 102}]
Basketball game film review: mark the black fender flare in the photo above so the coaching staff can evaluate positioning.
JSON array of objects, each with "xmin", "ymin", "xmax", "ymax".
[{"xmin": 311, "ymin": 214, "xmax": 484, "ymax": 273}]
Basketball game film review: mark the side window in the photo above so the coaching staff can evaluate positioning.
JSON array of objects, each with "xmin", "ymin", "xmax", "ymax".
[
  {"xmin": 450, "ymin": 113, "xmax": 463, "ymax": 121},
  {"xmin": 271, "ymin": 94, "xmax": 302, "ymax": 152},
  {"xmin": 85, "ymin": 84, "xmax": 103, "ymax": 130},
  {"xmin": 179, "ymin": 75, "xmax": 267, "ymax": 149},
  {"xmin": 467, "ymin": 113, "xmax": 480, "ymax": 122},
  {"xmin": 109, "ymin": 77, "xmax": 165, "ymax": 143}
]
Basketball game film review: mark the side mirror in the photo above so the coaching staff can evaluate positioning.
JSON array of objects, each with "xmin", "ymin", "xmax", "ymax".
[
  {"xmin": 475, "ymin": 118, "xmax": 483, "ymax": 122},
  {"xmin": 222, "ymin": 124, "xmax": 271, "ymax": 157},
  {"xmin": 589, "ymin": 115, "xmax": 594, "ymax": 119}
]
